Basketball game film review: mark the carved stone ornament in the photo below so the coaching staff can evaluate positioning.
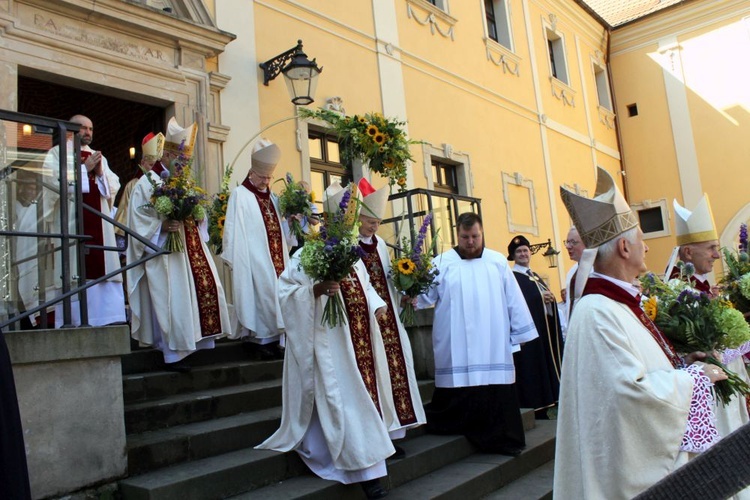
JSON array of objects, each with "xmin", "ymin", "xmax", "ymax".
[{"xmin": 324, "ymin": 96, "xmax": 346, "ymax": 115}]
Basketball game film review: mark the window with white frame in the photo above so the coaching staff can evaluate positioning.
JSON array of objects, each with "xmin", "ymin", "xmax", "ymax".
[
  {"xmin": 631, "ymin": 199, "xmax": 671, "ymax": 239},
  {"xmin": 546, "ymin": 29, "xmax": 568, "ymax": 84},
  {"xmin": 593, "ymin": 62, "xmax": 612, "ymax": 110},
  {"xmin": 484, "ymin": 0, "xmax": 513, "ymax": 50},
  {"xmin": 425, "ymin": 0, "xmax": 448, "ymax": 11}
]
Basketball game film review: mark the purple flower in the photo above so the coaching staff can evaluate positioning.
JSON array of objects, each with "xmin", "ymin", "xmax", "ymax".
[
  {"xmin": 413, "ymin": 214, "xmax": 433, "ymax": 256},
  {"xmin": 160, "ymin": 170, "xmax": 170, "ymax": 180},
  {"xmin": 339, "ymin": 190, "xmax": 351, "ymax": 211},
  {"xmin": 324, "ymin": 245, "xmax": 333, "ymax": 253},
  {"xmin": 740, "ymin": 223, "xmax": 748, "ymax": 253},
  {"xmin": 684, "ymin": 262, "xmax": 695, "ymax": 278},
  {"xmin": 286, "ymin": 172, "xmax": 293, "ymax": 185}
]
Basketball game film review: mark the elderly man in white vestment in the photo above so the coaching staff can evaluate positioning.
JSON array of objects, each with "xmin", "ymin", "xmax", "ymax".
[
  {"xmin": 222, "ymin": 139, "xmax": 288, "ymax": 360},
  {"xmin": 42, "ymin": 114, "xmax": 126, "ymax": 327},
  {"xmin": 257, "ymin": 182, "xmax": 394, "ymax": 499},
  {"xmin": 127, "ymin": 129, "xmax": 231, "ymax": 371},
  {"xmin": 665, "ymin": 195, "xmax": 750, "ymax": 500},
  {"xmin": 562, "ymin": 226, "xmax": 585, "ymax": 322},
  {"xmin": 356, "ymin": 178, "xmax": 427, "ymax": 457},
  {"xmin": 415, "ymin": 212, "xmax": 538, "ymax": 456},
  {"xmin": 554, "ymin": 167, "xmax": 726, "ymax": 499}
]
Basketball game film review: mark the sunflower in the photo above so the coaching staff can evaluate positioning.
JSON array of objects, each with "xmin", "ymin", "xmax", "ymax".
[
  {"xmin": 217, "ymin": 215, "xmax": 226, "ymax": 229},
  {"xmin": 644, "ymin": 296, "xmax": 658, "ymax": 321},
  {"xmin": 222, "ymin": 203, "xmax": 228, "ymax": 212},
  {"xmin": 366, "ymin": 125, "xmax": 379, "ymax": 137},
  {"xmin": 357, "ymin": 116, "xmax": 367, "ymax": 124},
  {"xmin": 309, "ymin": 191, "xmax": 317, "ymax": 203},
  {"xmin": 396, "ymin": 258, "xmax": 416, "ymax": 275},
  {"xmin": 218, "ymin": 194, "xmax": 227, "ymax": 201},
  {"xmin": 397, "ymin": 177, "xmax": 407, "ymax": 186},
  {"xmin": 373, "ymin": 133, "xmax": 386, "ymax": 145}
]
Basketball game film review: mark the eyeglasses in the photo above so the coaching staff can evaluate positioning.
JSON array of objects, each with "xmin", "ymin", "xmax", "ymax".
[
  {"xmin": 564, "ymin": 240, "xmax": 582, "ymax": 247},
  {"xmin": 250, "ymin": 171, "xmax": 273, "ymax": 181}
]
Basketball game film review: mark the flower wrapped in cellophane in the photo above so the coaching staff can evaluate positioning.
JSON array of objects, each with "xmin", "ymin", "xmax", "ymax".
[
  {"xmin": 389, "ymin": 213, "xmax": 440, "ymax": 326},
  {"xmin": 640, "ymin": 266, "xmax": 750, "ymax": 405},
  {"xmin": 145, "ymin": 141, "xmax": 208, "ymax": 253},
  {"xmin": 207, "ymin": 165, "xmax": 233, "ymax": 255},
  {"xmin": 277, "ymin": 172, "xmax": 314, "ymax": 243},
  {"xmin": 299, "ymin": 183, "xmax": 364, "ymax": 327}
]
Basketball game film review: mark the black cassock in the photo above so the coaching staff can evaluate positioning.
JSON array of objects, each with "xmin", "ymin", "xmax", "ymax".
[
  {"xmin": 512, "ymin": 270, "xmax": 564, "ymax": 415},
  {"xmin": 0, "ymin": 329, "xmax": 31, "ymax": 500}
]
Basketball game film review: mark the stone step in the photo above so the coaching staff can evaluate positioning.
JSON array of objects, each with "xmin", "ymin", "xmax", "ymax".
[
  {"xmin": 122, "ymin": 340, "xmax": 251, "ymax": 375},
  {"xmin": 127, "ymin": 380, "xmax": 438, "ymax": 473},
  {"xmin": 226, "ymin": 419, "xmax": 554, "ymax": 500},
  {"xmin": 123, "ymin": 359, "xmax": 283, "ymax": 404},
  {"xmin": 481, "ymin": 460, "xmax": 554, "ymax": 500},
  {"xmin": 121, "ymin": 425, "xmax": 477, "ymax": 499},
  {"xmin": 124, "ymin": 379, "xmax": 282, "ymax": 434},
  {"xmin": 385, "ymin": 420, "xmax": 556, "ymax": 500}
]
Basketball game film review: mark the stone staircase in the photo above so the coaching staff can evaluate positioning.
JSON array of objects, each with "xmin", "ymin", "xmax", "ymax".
[{"xmin": 118, "ymin": 340, "xmax": 556, "ymax": 499}]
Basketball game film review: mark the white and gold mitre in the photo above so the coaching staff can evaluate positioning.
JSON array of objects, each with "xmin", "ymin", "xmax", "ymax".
[
  {"xmin": 358, "ymin": 178, "xmax": 389, "ymax": 220},
  {"xmin": 251, "ymin": 138, "xmax": 281, "ymax": 176},
  {"xmin": 560, "ymin": 167, "xmax": 638, "ymax": 248},
  {"xmin": 673, "ymin": 195, "xmax": 717, "ymax": 246},
  {"xmin": 141, "ymin": 132, "xmax": 165, "ymax": 161},
  {"xmin": 164, "ymin": 117, "xmax": 197, "ymax": 159}
]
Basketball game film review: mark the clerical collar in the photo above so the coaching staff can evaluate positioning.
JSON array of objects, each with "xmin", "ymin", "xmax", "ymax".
[
  {"xmin": 242, "ymin": 177, "xmax": 270, "ymax": 199},
  {"xmin": 453, "ymin": 246, "xmax": 484, "ymax": 260},
  {"xmin": 359, "ymin": 234, "xmax": 374, "ymax": 244},
  {"xmin": 589, "ymin": 271, "xmax": 640, "ymax": 297},
  {"xmin": 513, "ymin": 264, "xmax": 530, "ymax": 274}
]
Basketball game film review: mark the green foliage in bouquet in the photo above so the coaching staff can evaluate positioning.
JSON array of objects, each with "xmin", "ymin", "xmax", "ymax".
[{"xmin": 207, "ymin": 165, "xmax": 233, "ymax": 255}]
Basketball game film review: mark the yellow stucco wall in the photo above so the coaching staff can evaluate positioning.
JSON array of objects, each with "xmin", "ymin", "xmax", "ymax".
[{"xmin": 610, "ymin": 0, "xmax": 750, "ymax": 276}]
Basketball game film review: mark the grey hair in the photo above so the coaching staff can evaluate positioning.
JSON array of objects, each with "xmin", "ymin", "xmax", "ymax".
[{"xmin": 595, "ymin": 226, "xmax": 639, "ymax": 264}]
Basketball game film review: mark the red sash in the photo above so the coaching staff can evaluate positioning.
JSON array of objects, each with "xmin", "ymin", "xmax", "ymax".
[
  {"xmin": 583, "ymin": 277, "xmax": 682, "ymax": 368},
  {"xmin": 242, "ymin": 178, "xmax": 285, "ymax": 277},
  {"xmin": 360, "ymin": 238, "xmax": 418, "ymax": 425},
  {"xmin": 183, "ymin": 222, "xmax": 224, "ymax": 337},
  {"xmin": 80, "ymin": 150, "xmax": 106, "ymax": 279},
  {"xmin": 340, "ymin": 272, "xmax": 381, "ymax": 414}
]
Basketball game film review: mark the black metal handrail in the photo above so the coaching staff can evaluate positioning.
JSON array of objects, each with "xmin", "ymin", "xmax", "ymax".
[
  {"xmin": 0, "ymin": 109, "xmax": 167, "ymax": 330},
  {"xmin": 383, "ymin": 187, "xmax": 482, "ymax": 257}
]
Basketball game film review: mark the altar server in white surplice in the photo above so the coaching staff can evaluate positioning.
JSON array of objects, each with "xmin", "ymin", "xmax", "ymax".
[
  {"xmin": 357, "ymin": 178, "xmax": 426, "ymax": 448},
  {"xmin": 127, "ymin": 130, "xmax": 230, "ymax": 371},
  {"xmin": 222, "ymin": 139, "xmax": 288, "ymax": 359},
  {"xmin": 554, "ymin": 167, "xmax": 725, "ymax": 499},
  {"xmin": 416, "ymin": 212, "xmax": 538, "ymax": 456},
  {"xmin": 257, "ymin": 182, "xmax": 393, "ymax": 500},
  {"xmin": 43, "ymin": 114, "xmax": 125, "ymax": 327}
]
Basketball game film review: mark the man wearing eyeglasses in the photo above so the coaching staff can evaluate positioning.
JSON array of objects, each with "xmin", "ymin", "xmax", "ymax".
[
  {"xmin": 223, "ymin": 139, "xmax": 289, "ymax": 359},
  {"xmin": 563, "ymin": 226, "xmax": 586, "ymax": 318}
]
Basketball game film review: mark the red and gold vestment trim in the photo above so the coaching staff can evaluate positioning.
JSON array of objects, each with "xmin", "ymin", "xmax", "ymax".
[{"xmin": 184, "ymin": 222, "xmax": 223, "ymax": 337}]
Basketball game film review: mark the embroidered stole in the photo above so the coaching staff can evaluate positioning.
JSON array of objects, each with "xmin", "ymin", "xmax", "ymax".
[
  {"xmin": 340, "ymin": 271, "xmax": 381, "ymax": 414},
  {"xmin": 79, "ymin": 150, "xmax": 106, "ymax": 279},
  {"xmin": 183, "ymin": 222, "xmax": 223, "ymax": 337},
  {"xmin": 360, "ymin": 238, "xmax": 418, "ymax": 425},
  {"xmin": 583, "ymin": 278, "xmax": 682, "ymax": 368},
  {"xmin": 242, "ymin": 178, "xmax": 284, "ymax": 277}
]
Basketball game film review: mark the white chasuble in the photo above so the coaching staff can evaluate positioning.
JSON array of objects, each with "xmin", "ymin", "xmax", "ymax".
[
  {"xmin": 257, "ymin": 257, "xmax": 395, "ymax": 472},
  {"xmin": 554, "ymin": 294, "xmax": 695, "ymax": 499},
  {"xmin": 222, "ymin": 184, "xmax": 288, "ymax": 340},
  {"xmin": 126, "ymin": 171, "xmax": 230, "ymax": 353},
  {"xmin": 417, "ymin": 248, "xmax": 537, "ymax": 388}
]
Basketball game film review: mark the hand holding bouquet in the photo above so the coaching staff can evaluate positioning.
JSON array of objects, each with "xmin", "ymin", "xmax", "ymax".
[
  {"xmin": 299, "ymin": 183, "xmax": 364, "ymax": 327},
  {"xmin": 278, "ymin": 172, "xmax": 314, "ymax": 243},
  {"xmin": 146, "ymin": 142, "xmax": 208, "ymax": 253},
  {"xmin": 390, "ymin": 213, "xmax": 439, "ymax": 326},
  {"xmin": 641, "ymin": 267, "xmax": 750, "ymax": 405}
]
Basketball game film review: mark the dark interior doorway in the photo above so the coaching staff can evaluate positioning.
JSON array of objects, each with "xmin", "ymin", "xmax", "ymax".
[{"xmin": 18, "ymin": 75, "xmax": 165, "ymax": 205}]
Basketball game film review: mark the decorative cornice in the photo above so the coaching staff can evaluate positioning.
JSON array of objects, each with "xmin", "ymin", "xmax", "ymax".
[
  {"xmin": 207, "ymin": 122, "xmax": 230, "ymax": 143},
  {"xmin": 597, "ymin": 105, "xmax": 616, "ymax": 129},
  {"xmin": 484, "ymin": 37, "xmax": 520, "ymax": 76},
  {"xmin": 406, "ymin": 0, "xmax": 457, "ymax": 41},
  {"xmin": 208, "ymin": 71, "xmax": 232, "ymax": 92}
]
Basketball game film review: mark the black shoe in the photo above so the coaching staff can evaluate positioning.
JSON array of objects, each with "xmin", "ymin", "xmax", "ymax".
[
  {"xmin": 389, "ymin": 445, "xmax": 406, "ymax": 460},
  {"xmin": 164, "ymin": 361, "xmax": 191, "ymax": 373},
  {"xmin": 496, "ymin": 446, "xmax": 523, "ymax": 457},
  {"xmin": 360, "ymin": 479, "xmax": 388, "ymax": 499},
  {"xmin": 244, "ymin": 342, "xmax": 283, "ymax": 361}
]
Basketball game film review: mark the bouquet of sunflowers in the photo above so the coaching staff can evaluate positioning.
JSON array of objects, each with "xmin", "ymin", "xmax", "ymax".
[
  {"xmin": 145, "ymin": 142, "xmax": 208, "ymax": 253},
  {"xmin": 207, "ymin": 165, "xmax": 233, "ymax": 255},
  {"xmin": 390, "ymin": 213, "xmax": 440, "ymax": 326},
  {"xmin": 299, "ymin": 108, "xmax": 419, "ymax": 192},
  {"xmin": 299, "ymin": 183, "xmax": 364, "ymax": 327},
  {"xmin": 640, "ymin": 264, "xmax": 750, "ymax": 405}
]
